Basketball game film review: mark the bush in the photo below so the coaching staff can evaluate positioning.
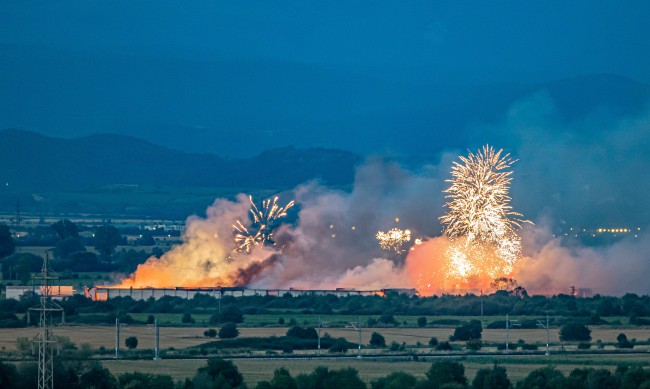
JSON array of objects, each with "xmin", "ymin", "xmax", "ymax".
[
  {"xmin": 472, "ymin": 364, "xmax": 511, "ymax": 389},
  {"xmin": 466, "ymin": 339, "xmax": 482, "ymax": 351},
  {"xmin": 617, "ymin": 333, "xmax": 634, "ymax": 349},
  {"xmin": 425, "ymin": 360, "xmax": 468, "ymax": 388},
  {"xmin": 181, "ymin": 312, "xmax": 195, "ymax": 324},
  {"xmin": 379, "ymin": 314, "xmax": 396, "ymax": 325},
  {"xmin": 219, "ymin": 322, "xmax": 239, "ymax": 339},
  {"xmin": 203, "ymin": 329, "xmax": 217, "ymax": 338},
  {"xmin": 435, "ymin": 341, "xmax": 452, "ymax": 351},
  {"xmin": 577, "ymin": 342, "xmax": 591, "ymax": 350},
  {"xmin": 195, "ymin": 358, "xmax": 244, "ymax": 389},
  {"xmin": 453, "ymin": 320, "xmax": 482, "ymax": 341},
  {"xmin": 329, "ymin": 339, "xmax": 350, "ymax": 353},
  {"xmin": 286, "ymin": 326, "xmax": 317, "ymax": 339},
  {"xmin": 369, "ymin": 332, "xmax": 386, "ymax": 347},
  {"xmin": 371, "ymin": 371, "xmax": 417, "ymax": 389},
  {"xmin": 428, "ymin": 337, "xmax": 439, "ymax": 347},
  {"xmin": 210, "ymin": 305, "xmax": 243, "ymax": 325},
  {"xmin": 559, "ymin": 323, "xmax": 591, "ymax": 342},
  {"xmin": 417, "ymin": 316, "xmax": 427, "ymax": 328},
  {"xmin": 125, "ymin": 336, "xmax": 138, "ymax": 350}
]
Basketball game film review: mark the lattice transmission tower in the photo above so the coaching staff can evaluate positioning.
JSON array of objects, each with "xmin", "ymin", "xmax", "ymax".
[{"xmin": 30, "ymin": 254, "xmax": 63, "ymax": 389}]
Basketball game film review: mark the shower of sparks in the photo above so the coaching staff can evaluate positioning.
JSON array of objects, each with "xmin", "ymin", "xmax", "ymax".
[
  {"xmin": 233, "ymin": 195, "xmax": 295, "ymax": 254},
  {"xmin": 376, "ymin": 228, "xmax": 412, "ymax": 252},
  {"xmin": 439, "ymin": 145, "xmax": 530, "ymax": 281}
]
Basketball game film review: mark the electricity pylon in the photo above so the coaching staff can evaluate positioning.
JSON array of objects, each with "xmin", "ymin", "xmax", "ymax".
[{"xmin": 30, "ymin": 254, "xmax": 63, "ymax": 389}]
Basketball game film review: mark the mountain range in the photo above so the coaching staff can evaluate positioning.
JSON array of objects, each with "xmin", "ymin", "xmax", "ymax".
[{"xmin": 0, "ymin": 129, "xmax": 360, "ymax": 192}]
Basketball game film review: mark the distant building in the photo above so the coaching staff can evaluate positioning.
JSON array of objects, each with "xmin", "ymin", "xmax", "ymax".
[{"xmin": 5, "ymin": 285, "xmax": 75, "ymax": 300}]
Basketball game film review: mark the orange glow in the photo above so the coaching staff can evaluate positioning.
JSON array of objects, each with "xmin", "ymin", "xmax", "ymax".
[{"xmin": 405, "ymin": 236, "xmax": 517, "ymax": 296}]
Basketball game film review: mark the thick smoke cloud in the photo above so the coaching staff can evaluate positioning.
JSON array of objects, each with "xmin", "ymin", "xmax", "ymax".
[
  {"xmin": 247, "ymin": 159, "xmax": 445, "ymax": 289},
  {"xmin": 478, "ymin": 92, "xmax": 650, "ymax": 227},
  {"xmin": 118, "ymin": 91, "xmax": 649, "ymax": 296}
]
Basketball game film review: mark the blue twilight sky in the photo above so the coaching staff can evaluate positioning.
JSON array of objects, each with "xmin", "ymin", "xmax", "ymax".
[{"xmin": 0, "ymin": 0, "xmax": 649, "ymax": 156}]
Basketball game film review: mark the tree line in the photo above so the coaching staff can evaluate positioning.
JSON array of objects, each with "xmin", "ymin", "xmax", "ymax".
[{"xmin": 2, "ymin": 358, "xmax": 650, "ymax": 389}]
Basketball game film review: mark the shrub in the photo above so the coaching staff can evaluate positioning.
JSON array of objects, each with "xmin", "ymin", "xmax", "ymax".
[
  {"xmin": 466, "ymin": 339, "xmax": 482, "ymax": 351},
  {"xmin": 369, "ymin": 332, "xmax": 386, "ymax": 347},
  {"xmin": 379, "ymin": 314, "xmax": 396, "ymax": 325},
  {"xmin": 417, "ymin": 317, "xmax": 427, "ymax": 328},
  {"xmin": 329, "ymin": 339, "xmax": 349, "ymax": 353},
  {"xmin": 472, "ymin": 364, "xmax": 511, "ymax": 389},
  {"xmin": 286, "ymin": 326, "xmax": 317, "ymax": 339},
  {"xmin": 219, "ymin": 323, "xmax": 239, "ymax": 339},
  {"xmin": 559, "ymin": 323, "xmax": 591, "ymax": 342},
  {"xmin": 425, "ymin": 360, "xmax": 468, "ymax": 388},
  {"xmin": 125, "ymin": 336, "xmax": 138, "ymax": 350},
  {"xmin": 428, "ymin": 337, "xmax": 439, "ymax": 347},
  {"xmin": 453, "ymin": 320, "xmax": 482, "ymax": 341},
  {"xmin": 577, "ymin": 342, "xmax": 591, "ymax": 350},
  {"xmin": 203, "ymin": 329, "xmax": 217, "ymax": 338},
  {"xmin": 435, "ymin": 341, "xmax": 452, "ymax": 351},
  {"xmin": 617, "ymin": 333, "xmax": 634, "ymax": 349},
  {"xmin": 181, "ymin": 312, "xmax": 195, "ymax": 324}
]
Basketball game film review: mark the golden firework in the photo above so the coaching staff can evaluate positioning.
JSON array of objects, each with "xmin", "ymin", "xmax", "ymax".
[{"xmin": 376, "ymin": 228, "xmax": 412, "ymax": 252}]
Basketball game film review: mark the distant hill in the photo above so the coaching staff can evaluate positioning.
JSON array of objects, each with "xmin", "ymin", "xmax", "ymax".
[
  {"xmin": 0, "ymin": 129, "xmax": 361, "ymax": 191},
  {"xmin": 2, "ymin": 43, "xmax": 648, "ymax": 157}
]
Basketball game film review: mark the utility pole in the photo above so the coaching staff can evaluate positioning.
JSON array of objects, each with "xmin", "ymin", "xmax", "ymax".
[
  {"xmin": 505, "ymin": 314, "xmax": 509, "ymax": 351},
  {"xmin": 317, "ymin": 316, "xmax": 329, "ymax": 355},
  {"xmin": 346, "ymin": 317, "xmax": 362, "ymax": 359},
  {"xmin": 115, "ymin": 318, "xmax": 128, "ymax": 359},
  {"xmin": 115, "ymin": 318, "xmax": 121, "ymax": 359},
  {"xmin": 505, "ymin": 314, "xmax": 519, "ymax": 352},
  {"xmin": 537, "ymin": 315, "xmax": 550, "ymax": 356},
  {"xmin": 154, "ymin": 318, "xmax": 160, "ymax": 360},
  {"xmin": 29, "ymin": 253, "xmax": 63, "ymax": 389}
]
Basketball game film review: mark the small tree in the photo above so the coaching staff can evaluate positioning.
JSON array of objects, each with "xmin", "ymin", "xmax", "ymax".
[
  {"xmin": 204, "ymin": 329, "xmax": 217, "ymax": 338},
  {"xmin": 369, "ymin": 332, "xmax": 386, "ymax": 347},
  {"xmin": 417, "ymin": 316, "xmax": 427, "ymax": 328},
  {"xmin": 428, "ymin": 337, "xmax": 439, "ymax": 347},
  {"xmin": 196, "ymin": 358, "xmax": 244, "ymax": 388},
  {"xmin": 425, "ymin": 360, "xmax": 468, "ymax": 388},
  {"xmin": 559, "ymin": 323, "xmax": 591, "ymax": 342},
  {"xmin": 617, "ymin": 333, "xmax": 634, "ymax": 349},
  {"xmin": 94, "ymin": 225, "xmax": 123, "ymax": 259},
  {"xmin": 125, "ymin": 336, "xmax": 138, "ymax": 350},
  {"xmin": 453, "ymin": 320, "xmax": 483, "ymax": 341},
  {"xmin": 466, "ymin": 339, "xmax": 482, "ymax": 351},
  {"xmin": 218, "ymin": 322, "xmax": 239, "ymax": 339},
  {"xmin": 328, "ymin": 339, "xmax": 349, "ymax": 353},
  {"xmin": 223, "ymin": 305, "xmax": 244, "ymax": 323},
  {"xmin": 181, "ymin": 312, "xmax": 195, "ymax": 324},
  {"xmin": 378, "ymin": 313, "xmax": 396, "ymax": 325},
  {"xmin": 472, "ymin": 364, "xmax": 511, "ymax": 389}
]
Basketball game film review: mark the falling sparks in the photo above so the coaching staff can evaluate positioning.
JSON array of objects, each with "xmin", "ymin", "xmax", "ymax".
[
  {"xmin": 376, "ymin": 228, "xmax": 412, "ymax": 252},
  {"xmin": 409, "ymin": 145, "xmax": 530, "ymax": 295},
  {"xmin": 233, "ymin": 195, "xmax": 295, "ymax": 253}
]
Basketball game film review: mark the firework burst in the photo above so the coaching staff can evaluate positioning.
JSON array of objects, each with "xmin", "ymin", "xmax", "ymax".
[
  {"xmin": 376, "ymin": 228, "xmax": 412, "ymax": 252},
  {"xmin": 437, "ymin": 145, "xmax": 530, "ymax": 285},
  {"xmin": 233, "ymin": 195, "xmax": 295, "ymax": 253}
]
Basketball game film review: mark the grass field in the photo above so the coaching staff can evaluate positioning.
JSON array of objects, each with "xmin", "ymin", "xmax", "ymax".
[
  {"xmin": 100, "ymin": 353, "xmax": 650, "ymax": 386},
  {"xmin": 2, "ymin": 325, "xmax": 650, "ymax": 352}
]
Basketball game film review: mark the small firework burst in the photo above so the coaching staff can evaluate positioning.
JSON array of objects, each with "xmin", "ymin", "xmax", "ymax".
[
  {"xmin": 233, "ymin": 195, "xmax": 295, "ymax": 254},
  {"xmin": 376, "ymin": 228, "xmax": 412, "ymax": 252}
]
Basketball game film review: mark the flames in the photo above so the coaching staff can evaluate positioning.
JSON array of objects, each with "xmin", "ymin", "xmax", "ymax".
[{"xmin": 112, "ymin": 146, "xmax": 529, "ymax": 296}]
